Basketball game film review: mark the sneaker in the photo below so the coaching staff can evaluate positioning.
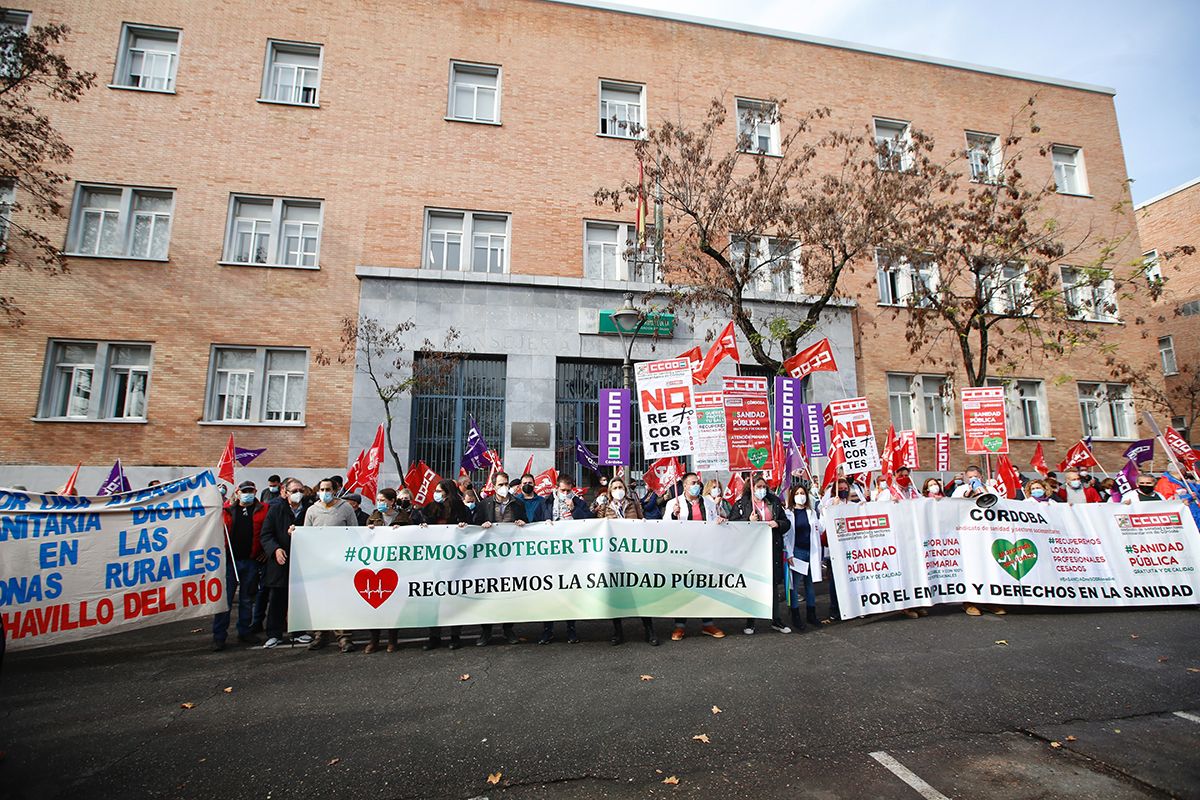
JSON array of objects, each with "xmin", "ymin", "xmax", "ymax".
[
  {"xmin": 700, "ymin": 625, "xmax": 726, "ymax": 638},
  {"xmin": 566, "ymin": 627, "xmax": 579, "ymax": 644},
  {"xmin": 537, "ymin": 632, "xmax": 554, "ymax": 645},
  {"xmin": 742, "ymin": 626, "xmax": 755, "ymax": 635},
  {"xmin": 770, "ymin": 621, "xmax": 791, "ymax": 634},
  {"xmin": 447, "ymin": 638, "xmax": 461, "ymax": 650},
  {"xmin": 292, "ymin": 634, "xmax": 313, "ymax": 644},
  {"xmin": 262, "ymin": 637, "xmax": 282, "ymax": 649},
  {"xmin": 671, "ymin": 628, "xmax": 685, "ymax": 641},
  {"xmin": 505, "ymin": 633, "xmax": 520, "ymax": 645},
  {"xmin": 475, "ymin": 637, "xmax": 489, "ymax": 647}
]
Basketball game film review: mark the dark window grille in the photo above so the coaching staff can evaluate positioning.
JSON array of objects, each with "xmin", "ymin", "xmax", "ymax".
[
  {"xmin": 554, "ymin": 359, "xmax": 644, "ymax": 487},
  {"xmin": 410, "ymin": 354, "xmax": 506, "ymax": 481}
]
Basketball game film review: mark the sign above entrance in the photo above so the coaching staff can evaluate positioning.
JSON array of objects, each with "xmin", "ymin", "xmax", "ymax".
[
  {"xmin": 510, "ymin": 421, "xmax": 551, "ymax": 449},
  {"xmin": 597, "ymin": 309, "xmax": 675, "ymax": 337}
]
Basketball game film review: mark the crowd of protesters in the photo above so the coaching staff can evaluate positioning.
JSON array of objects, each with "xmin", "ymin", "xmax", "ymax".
[{"xmin": 206, "ymin": 461, "xmax": 1200, "ymax": 654}]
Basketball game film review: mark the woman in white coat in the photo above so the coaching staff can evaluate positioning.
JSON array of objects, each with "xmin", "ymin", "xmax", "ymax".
[{"xmin": 782, "ymin": 485, "xmax": 823, "ymax": 629}]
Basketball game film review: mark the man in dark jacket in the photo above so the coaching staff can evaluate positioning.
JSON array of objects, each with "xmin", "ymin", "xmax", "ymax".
[
  {"xmin": 476, "ymin": 472, "xmax": 526, "ymax": 646},
  {"xmin": 730, "ymin": 474, "xmax": 792, "ymax": 635},
  {"xmin": 259, "ymin": 477, "xmax": 313, "ymax": 649},
  {"xmin": 538, "ymin": 475, "xmax": 592, "ymax": 644},
  {"xmin": 211, "ymin": 480, "xmax": 270, "ymax": 651}
]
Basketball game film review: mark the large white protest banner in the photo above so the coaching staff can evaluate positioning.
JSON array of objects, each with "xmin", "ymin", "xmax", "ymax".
[
  {"xmin": 826, "ymin": 397, "xmax": 881, "ymax": 473},
  {"xmin": 825, "ymin": 498, "xmax": 1200, "ymax": 619},
  {"xmin": 288, "ymin": 520, "xmax": 772, "ymax": 629},
  {"xmin": 634, "ymin": 357, "xmax": 697, "ymax": 460},
  {"xmin": 0, "ymin": 472, "xmax": 226, "ymax": 650}
]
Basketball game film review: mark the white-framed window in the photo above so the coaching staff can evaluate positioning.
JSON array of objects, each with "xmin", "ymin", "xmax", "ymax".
[
  {"xmin": 598, "ymin": 80, "xmax": 644, "ymax": 139},
  {"xmin": 1077, "ymin": 382, "xmax": 1133, "ymax": 439},
  {"xmin": 730, "ymin": 234, "xmax": 802, "ymax": 296},
  {"xmin": 222, "ymin": 195, "xmax": 323, "ymax": 268},
  {"xmin": 0, "ymin": 179, "xmax": 14, "ymax": 246},
  {"xmin": 966, "ymin": 131, "xmax": 1002, "ymax": 183},
  {"xmin": 736, "ymin": 98, "xmax": 780, "ymax": 156},
  {"xmin": 1, "ymin": 10, "xmax": 31, "ymax": 77},
  {"xmin": 873, "ymin": 117, "xmax": 912, "ymax": 171},
  {"xmin": 978, "ymin": 260, "xmax": 1030, "ymax": 315},
  {"xmin": 876, "ymin": 249, "xmax": 937, "ymax": 307},
  {"xmin": 423, "ymin": 209, "xmax": 510, "ymax": 273},
  {"xmin": 261, "ymin": 39, "xmax": 321, "ymax": 106},
  {"xmin": 887, "ymin": 373, "xmax": 952, "ymax": 434},
  {"xmin": 448, "ymin": 61, "xmax": 500, "ymax": 124},
  {"xmin": 1159, "ymin": 336, "xmax": 1178, "ymax": 376},
  {"xmin": 205, "ymin": 346, "xmax": 308, "ymax": 424},
  {"xmin": 37, "ymin": 339, "xmax": 152, "ymax": 421},
  {"xmin": 1051, "ymin": 145, "xmax": 1088, "ymax": 195},
  {"xmin": 583, "ymin": 220, "xmax": 659, "ymax": 283},
  {"xmin": 1143, "ymin": 250, "xmax": 1162, "ymax": 285},
  {"xmin": 113, "ymin": 23, "xmax": 179, "ymax": 92},
  {"xmin": 1061, "ymin": 266, "xmax": 1117, "ymax": 321},
  {"xmin": 986, "ymin": 378, "xmax": 1048, "ymax": 438},
  {"xmin": 66, "ymin": 183, "xmax": 174, "ymax": 260}
]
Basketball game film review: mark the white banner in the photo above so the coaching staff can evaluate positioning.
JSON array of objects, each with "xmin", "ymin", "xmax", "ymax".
[
  {"xmin": 0, "ymin": 472, "xmax": 227, "ymax": 650},
  {"xmin": 635, "ymin": 357, "xmax": 698, "ymax": 459},
  {"xmin": 288, "ymin": 520, "xmax": 772, "ymax": 629},
  {"xmin": 827, "ymin": 397, "xmax": 881, "ymax": 473},
  {"xmin": 825, "ymin": 498, "xmax": 1200, "ymax": 619}
]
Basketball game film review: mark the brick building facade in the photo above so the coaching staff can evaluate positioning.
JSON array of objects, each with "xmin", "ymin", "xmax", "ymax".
[{"xmin": 0, "ymin": 0, "xmax": 1156, "ymax": 489}]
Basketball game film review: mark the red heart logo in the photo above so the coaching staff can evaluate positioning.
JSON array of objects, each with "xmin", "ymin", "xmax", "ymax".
[{"xmin": 353, "ymin": 568, "xmax": 398, "ymax": 608}]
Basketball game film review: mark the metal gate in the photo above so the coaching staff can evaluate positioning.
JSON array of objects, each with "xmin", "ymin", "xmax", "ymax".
[
  {"xmin": 554, "ymin": 359, "xmax": 642, "ymax": 487},
  {"xmin": 409, "ymin": 354, "xmax": 506, "ymax": 481}
]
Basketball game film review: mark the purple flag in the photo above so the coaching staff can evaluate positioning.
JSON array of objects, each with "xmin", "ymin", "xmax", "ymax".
[
  {"xmin": 234, "ymin": 446, "xmax": 266, "ymax": 467},
  {"xmin": 784, "ymin": 436, "xmax": 811, "ymax": 480},
  {"xmin": 1113, "ymin": 458, "xmax": 1139, "ymax": 501},
  {"xmin": 798, "ymin": 403, "xmax": 828, "ymax": 458},
  {"xmin": 773, "ymin": 377, "xmax": 803, "ymax": 444},
  {"xmin": 575, "ymin": 437, "xmax": 601, "ymax": 475},
  {"xmin": 1122, "ymin": 438, "xmax": 1155, "ymax": 465},
  {"xmin": 461, "ymin": 416, "xmax": 491, "ymax": 472},
  {"xmin": 599, "ymin": 389, "xmax": 630, "ymax": 466},
  {"xmin": 97, "ymin": 458, "xmax": 131, "ymax": 496}
]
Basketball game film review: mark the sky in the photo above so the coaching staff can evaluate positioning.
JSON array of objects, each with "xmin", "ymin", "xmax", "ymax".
[{"xmin": 596, "ymin": 0, "xmax": 1200, "ymax": 206}]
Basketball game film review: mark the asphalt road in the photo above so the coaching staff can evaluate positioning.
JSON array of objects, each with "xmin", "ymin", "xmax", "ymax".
[{"xmin": 2, "ymin": 603, "xmax": 1199, "ymax": 800}]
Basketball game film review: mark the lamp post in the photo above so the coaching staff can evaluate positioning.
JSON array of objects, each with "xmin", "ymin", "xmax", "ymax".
[{"xmin": 611, "ymin": 291, "xmax": 645, "ymax": 391}]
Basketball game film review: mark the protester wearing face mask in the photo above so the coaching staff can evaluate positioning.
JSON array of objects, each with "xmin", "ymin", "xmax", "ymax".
[
  {"xmin": 921, "ymin": 478, "xmax": 944, "ymax": 499},
  {"xmin": 475, "ymin": 472, "xmax": 527, "ymax": 646},
  {"xmin": 366, "ymin": 488, "xmax": 401, "ymax": 527},
  {"xmin": 1131, "ymin": 474, "xmax": 1164, "ymax": 503},
  {"xmin": 663, "ymin": 473, "xmax": 726, "ymax": 641},
  {"xmin": 211, "ymin": 480, "xmax": 270, "ymax": 651},
  {"xmin": 343, "ymin": 492, "xmax": 370, "ymax": 526},
  {"xmin": 596, "ymin": 478, "xmax": 658, "ymax": 646},
  {"xmin": 781, "ymin": 484, "xmax": 823, "ymax": 629},
  {"xmin": 517, "ymin": 472, "xmax": 546, "ymax": 521},
  {"xmin": 731, "ymin": 476, "xmax": 792, "ymax": 635},
  {"xmin": 302, "ymin": 478, "xmax": 360, "ymax": 652},
  {"xmin": 1054, "ymin": 468, "xmax": 1102, "ymax": 504},
  {"xmin": 704, "ymin": 478, "xmax": 733, "ymax": 518},
  {"xmin": 259, "ymin": 478, "xmax": 314, "ymax": 649},
  {"xmin": 420, "ymin": 480, "xmax": 472, "ymax": 650},
  {"xmin": 260, "ymin": 474, "xmax": 283, "ymax": 503},
  {"xmin": 363, "ymin": 487, "xmax": 421, "ymax": 653},
  {"xmin": 1025, "ymin": 479, "xmax": 1053, "ymax": 503},
  {"xmin": 589, "ymin": 485, "xmax": 610, "ymax": 518},
  {"xmin": 825, "ymin": 475, "xmax": 865, "ymax": 505},
  {"xmin": 537, "ymin": 476, "xmax": 592, "ymax": 645},
  {"xmin": 462, "ymin": 488, "xmax": 484, "ymax": 524}
]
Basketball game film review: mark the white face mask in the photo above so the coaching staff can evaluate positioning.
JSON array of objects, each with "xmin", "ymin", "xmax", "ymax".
[
  {"xmin": 754, "ymin": 488, "xmax": 768, "ymax": 501},
  {"xmin": 710, "ymin": 488, "xmax": 722, "ymax": 499},
  {"xmin": 288, "ymin": 491, "xmax": 303, "ymax": 504},
  {"xmin": 432, "ymin": 491, "xmax": 445, "ymax": 503},
  {"xmin": 595, "ymin": 494, "xmax": 608, "ymax": 505},
  {"xmin": 558, "ymin": 490, "xmax": 571, "ymax": 501},
  {"xmin": 794, "ymin": 493, "xmax": 807, "ymax": 506},
  {"xmin": 496, "ymin": 484, "xmax": 509, "ymax": 497},
  {"xmin": 611, "ymin": 489, "xmax": 626, "ymax": 501}
]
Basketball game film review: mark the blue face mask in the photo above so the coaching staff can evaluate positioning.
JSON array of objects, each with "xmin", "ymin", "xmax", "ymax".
[
  {"xmin": 433, "ymin": 491, "xmax": 445, "ymax": 504},
  {"xmin": 319, "ymin": 491, "xmax": 334, "ymax": 504},
  {"xmin": 687, "ymin": 484, "xmax": 702, "ymax": 497},
  {"xmin": 1031, "ymin": 488, "xmax": 1045, "ymax": 499},
  {"xmin": 239, "ymin": 493, "xmax": 255, "ymax": 504},
  {"xmin": 754, "ymin": 488, "xmax": 768, "ymax": 501},
  {"xmin": 466, "ymin": 501, "xmax": 476, "ymax": 510}
]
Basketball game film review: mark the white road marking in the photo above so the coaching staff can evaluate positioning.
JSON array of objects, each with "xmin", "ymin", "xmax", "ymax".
[
  {"xmin": 870, "ymin": 751, "xmax": 952, "ymax": 800},
  {"xmin": 1173, "ymin": 711, "xmax": 1200, "ymax": 724}
]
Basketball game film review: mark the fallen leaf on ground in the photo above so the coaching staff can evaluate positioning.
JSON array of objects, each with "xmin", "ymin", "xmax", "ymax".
[
  {"xmin": 1114, "ymin": 729, "xmax": 1122, "ymax": 734},
  {"xmin": 994, "ymin": 640, "xmax": 1008, "ymax": 646},
  {"xmin": 692, "ymin": 734, "xmax": 710, "ymax": 744},
  {"xmin": 1130, "ymin": 634, "xmax": 1140, "ymax": 639},
  {"xmin": 640, "ymin": 674, "xmax": 654, "ymax": 681},
  {"xmin": 487, "ymin": 772, "xmax": 502, "ymax": 785},
  {"xmin": 1065, "ymin": 735, "xmax": 1077, "ymax": 742},
  {"xmin": 327, "ymin": 758, "xmax": 340, "ymax": 767},
  {"xmin": 189, "ymin": 628, "xmax": 203, "ymax": 634},
  {"xmin": 223, "ymin": 687, "xmax": 233, "ymax": 694},
  {"xmin": 179, "ymin": 702, "xmax": 195, "ymax": 710},
  {"xmin": 655, "ymin": 769, "xmax": 663, "ymax": 774},
  {"xmin": 711, "ymin": 705, "xmax": 722, "ymax": 714},
  {"xmin": 1158, "ymin": 656, "xmax": 1170, "ymax": 663},
  {"xmin": 459, "ymin": 674, "xmax": 471, "ymax": 681},
  {"xmin": 1187, "ymin": 667, "xmax": 1200, "ymax": 673},
  {"xmin": 1050, "ymin": 741, "xmax": 1062, "ymax": 749},
  {"xmin": 663, "ymin": 776, "xmax": 680, "ymax": 785}
]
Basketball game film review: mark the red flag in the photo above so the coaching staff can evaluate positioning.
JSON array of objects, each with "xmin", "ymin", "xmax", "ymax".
[
  {"xmin": 693, "ymin": 321, "xmax": 740, "ymax": 384},
  {"xmin": 62, "ymin": 462, "xmax": 81, "ymax": 496},
  {"xmin": 532, "ymin": 467, "xmax": 558, "ymax": 497},
  {"xmin": 763, "ymin": 432, "xmax": 786, "ymax": 489},
  {"xmin": 403, "ymin": 461, "xmax": 442, "ymax": 506},
  {"xmin": 1031, "ymin": 442, "xmax": 1050, "ymax": 477},
  {"xmin": 1155, "ymin": 475, "xmax": 1179, "ymax": 499},
  {"xmin": 880, "ymin": 425, "xmax": 898, "ymax": 478},
  {"xmin": 821, "ymin": 440, "xmax": 846, "ymax": 494},
  {"xmin": 458, "ymin": 466, "xmax": 468, "ymax": 478},
  {"xmin": 781, "ymin": 338, "xmax": 838, "ymax": 380},
  {"xmin": 345, "ymin": 448, "xmax": 367, "ymax": 494},
  {"xmin": 723, "ymin": 472, "xmax": 745, "ymax": 504},
  {"xmin": 521, "ymin": 454, "xmax": 534, "ymax": 479},
  {"xmin": 678, "ymin": 346, "xmax": 704, "ymax": 385},
  {"xmin": 897, "ymin": 430, "xmax": 919, "ymax": 469},
  {"xmin": 643, "ymin": 456, "xmax": 683, "ymax": 496},
  {"xmin": 996, "ymin": 454, "xmax": 1021, "ymax": 499},
  {"xmin": 358, "ymin": 424, "xmax": 387, "ymax": 501},
  {"xmin": 1056, "ymin": 440, "xmax": 1098, "ymax": 472},
  {"xmin": 1164, "ymin": 426, "xmax": 1199, "ymax": 469},
  {"xmin": 217, "ymin": 434, "xmax": 236, "ymax": 485}
]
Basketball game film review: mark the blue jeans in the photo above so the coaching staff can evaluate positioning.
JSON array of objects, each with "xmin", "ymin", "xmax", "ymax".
[
  {"xmin": 787, "ymin": 549, "xmax": 817, "ymax": 610},
  {"xmin": 212, "ymin": 558, "xmax": 259, "ymax": 642}
]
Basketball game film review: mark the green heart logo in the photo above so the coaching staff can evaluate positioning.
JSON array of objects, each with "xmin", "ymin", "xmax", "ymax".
[
  {"xmin": 747, "ymin": 446, "xmax": 769, "ymax": 468},
  {"xmin": 983, "ymin": 436, "xmax": 1004, "ymax": 452},
  {"xmin": 992, "ymin": 538, "xmax": 1038, "ymax": 581}
]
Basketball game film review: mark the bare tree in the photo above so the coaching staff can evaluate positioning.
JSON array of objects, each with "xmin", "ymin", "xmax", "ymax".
[{"xmin": 0, "ymin": 22, "xmax": 95, "ymax": 325}]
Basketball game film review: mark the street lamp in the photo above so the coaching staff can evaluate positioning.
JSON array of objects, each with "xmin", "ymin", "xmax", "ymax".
[{"xmin": 611, "ymin": 291, "xmax": 645, "ymax": 391}]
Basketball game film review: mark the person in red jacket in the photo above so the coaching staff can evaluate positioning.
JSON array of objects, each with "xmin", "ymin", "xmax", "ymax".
[
  {"xmin": 212, "ymin": 480, "xmax": 270, "ymax": 651},
  {"xmin": 1055, "ymin": 468, "xmax": 1102, "ymax": 504}
]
